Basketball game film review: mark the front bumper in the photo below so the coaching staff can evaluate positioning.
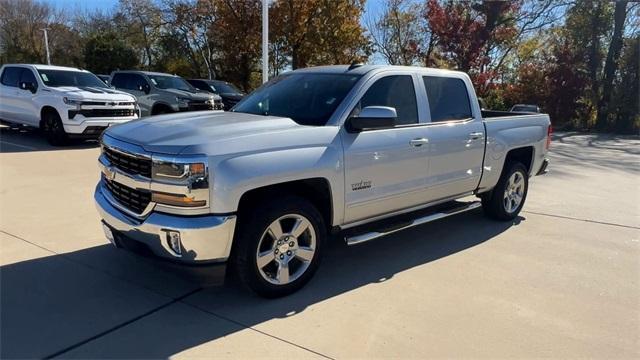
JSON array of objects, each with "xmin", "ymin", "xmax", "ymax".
[
  {"xmin": 95, "ymin": 183, "xmax": 236, "ymax": 265},
  {"xmin": 63, "ymin": 116, "xmax": 138, "ymax": 135}
]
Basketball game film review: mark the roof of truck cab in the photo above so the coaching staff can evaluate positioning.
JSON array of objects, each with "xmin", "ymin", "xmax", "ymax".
[
  {"xmin": 2, "ymin": 64, "xmax": 88, "ymax": 72},
  {"xmin": 290, "ymin": 64, "xmax": 466, "ymax": 76}
]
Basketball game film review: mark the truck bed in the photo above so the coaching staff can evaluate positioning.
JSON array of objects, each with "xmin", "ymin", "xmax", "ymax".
[{"xmin": 477, "ymin": 111, "xmax": 551, "ymax": 192}]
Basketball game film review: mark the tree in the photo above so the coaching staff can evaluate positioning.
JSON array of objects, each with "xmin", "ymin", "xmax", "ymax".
[
  {"xmin": 0, "ymin": 0, "xmax": 59, "ymax": 64},
  {"xmin": 118, "ymin": 0, "xmax": 162, "ymax": 69},
  {"xmin": 609, "ymin": 37, "xmax": 639, "ymax": 134},
  {"xmin": 271, "ymin": 0, "xmax": 371, "ymax": 70},
  {"xmin": 597, "ymin": 0, "xmax": 629, "ymax": 129},
  {"xmin": 212, "ymin": 0, "xmax": 262, "ymax": 91},
  {"xmin": 84, "ymin": 32, "xmax": 139, "ymax": 74},
  {"xmin": 160, "ymin": 0, "xmax": 217, "ymax": 79},
  {"xmin": 368, "ymin": 0, "xmax": 425, "ymax": 65},
  {"xmin": 425, "ymin": 0, "xmax": 518, "ymax": 96}
]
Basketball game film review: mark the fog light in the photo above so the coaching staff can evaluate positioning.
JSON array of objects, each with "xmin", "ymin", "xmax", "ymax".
[{"xmin": 166, "ymin": 230, "xmax": 182, "ymax": 256}]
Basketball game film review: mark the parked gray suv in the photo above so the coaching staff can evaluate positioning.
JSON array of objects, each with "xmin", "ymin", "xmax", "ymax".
[{"xmin": 110, "ymin": 71, "xmax": 223, "ymax": 117}]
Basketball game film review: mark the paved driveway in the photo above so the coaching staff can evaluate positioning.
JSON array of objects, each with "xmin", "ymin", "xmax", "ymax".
[{"xmin": 1, "ymin": 127, "xmax": 638, "ymax": 358}]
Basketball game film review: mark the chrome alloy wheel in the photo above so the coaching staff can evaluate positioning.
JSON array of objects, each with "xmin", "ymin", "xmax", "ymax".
[
  {"xmin": 503, "ymin": 171, "xmax": 525, "ymax": 214},
  {"xmin": 256, "ymin": 214, "xmax": 317, "ymax": 285}
]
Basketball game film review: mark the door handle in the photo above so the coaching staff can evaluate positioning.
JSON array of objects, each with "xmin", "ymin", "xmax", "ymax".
[
  {"xmin": 410, "ymin": 138, "xmax": 429, "ymax": 147},
  {"xmin": 468, "ymin": 132, "xmax": 484, "ymax": 140}
]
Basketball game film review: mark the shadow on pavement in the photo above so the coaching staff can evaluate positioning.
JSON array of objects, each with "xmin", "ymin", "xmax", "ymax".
[
  {"xmin": 1, "ymin": 210, "xmax": 523, "ymax": 358},
  {"xmin": 0, "ymin": 125, "xmax": 99, "ymax": 153},
  {"xmin": 550, "ymin": 132, "xmax": 640, "ymax": 173}
]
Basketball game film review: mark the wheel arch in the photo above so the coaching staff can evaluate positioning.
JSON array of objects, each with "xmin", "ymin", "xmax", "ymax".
[
  {"xmin": 504, "ymin": 146, "xmax": 534, "ymax": 175},
  {"xmin": 151, "ymin": 102, "xmax": 174, "ymax": 115},
  {"xmin": 237, "ymin": 178, "xmax": 334, "ymax": 230},
  {"xmin": 39, "ymin": 106, "xmax": 60, "ymax": 129}
]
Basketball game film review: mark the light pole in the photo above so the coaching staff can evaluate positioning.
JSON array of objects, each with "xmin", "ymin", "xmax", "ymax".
[
  {"xmin": 41, "ymin": 28, "xmax": 51, "ymax": 65},
  {"xmin": 262, "ymin": 0, "xmax": 268, "ymax": 84}
]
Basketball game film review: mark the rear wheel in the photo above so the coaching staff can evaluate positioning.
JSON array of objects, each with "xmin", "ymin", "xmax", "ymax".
[
  {"xmin": 232, "ymin": 195, "xmax": 325, "ymax": 298},
  {"xmin": 41, "ymin": 110, "xmax": 69, "ymax": 146},
  {"xmin": 481, "ymin": 162, "xmax": 529, "ymax": 220}
]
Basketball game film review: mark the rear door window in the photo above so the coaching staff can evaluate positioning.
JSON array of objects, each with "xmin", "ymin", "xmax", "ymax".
[
  {"xmin": 1, "ymin": 67, "xmax": 23, "ymax": 87},
  {"xmin": 423, "ymin": 76, "xmax": 472, "ymax": 122}
]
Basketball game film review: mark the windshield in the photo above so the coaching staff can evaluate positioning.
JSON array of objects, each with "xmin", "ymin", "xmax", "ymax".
[
  {"xmin": 37, "ymin": 70, "xmax": 107, "ymax": 88},
  {"xmin": 212, "ymin": 81, "xmax": 241, "ymax": 94},
  {"xmin": 233, "ymin": 73, "xmax": 361, "ymax": 126},
  {"xmin": 149, "ymin": 75, "xmax": 194, "ymax": 91}
]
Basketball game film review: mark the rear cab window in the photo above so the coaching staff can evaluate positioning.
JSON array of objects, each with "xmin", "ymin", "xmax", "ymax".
[{"xmin": 423, "ymin": 76, "xmax": 472, "ymax": 122}]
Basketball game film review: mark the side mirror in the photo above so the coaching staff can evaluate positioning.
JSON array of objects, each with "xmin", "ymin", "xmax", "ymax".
[
  {"xmin": 347, "ymin": 106, "xmax": 397, "ymax": 132},
  {"xmin": 19, "ymin": 81, "xmax": 37, "ymax": 94},
  {"xmin": 138, "ymin": 84, "xmax": 150, "ymax": 94}
]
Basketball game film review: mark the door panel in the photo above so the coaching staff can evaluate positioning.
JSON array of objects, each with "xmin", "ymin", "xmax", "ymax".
[
  {"xmin": 422, "ymin": 121, "xmax": 485, "ymax": 202},
  {"xmin": 0, "ymin": 67, "xmax": 23, "ymax": 122},
  {"xmin": 420, "ymin": 75, "xmax": 485, "ymax": 202},
  {"xmin": 341, "ymin": 74, "xmax": 429, "ymax": 224},
  {"xmin": 342, "ymin": 127, "xmax": 430, "ymax": 223},
  {"xmin": 15, "ymin": 68, "xmax": 39, "ymax": 125}
]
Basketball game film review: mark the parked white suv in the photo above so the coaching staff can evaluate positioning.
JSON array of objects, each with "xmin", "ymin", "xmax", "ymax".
[{"xmin": 0, "ymin": 64, "xmax": 139, "ymax": 145}]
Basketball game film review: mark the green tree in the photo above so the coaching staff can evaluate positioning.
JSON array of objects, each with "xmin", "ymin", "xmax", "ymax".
[
  {"xmin": 84, "ymin": 33, "xmax": 139, "ymax": 74},
  {"xmin": 271, "ymin": 0, "xmax": 371, "ymax": 70}
]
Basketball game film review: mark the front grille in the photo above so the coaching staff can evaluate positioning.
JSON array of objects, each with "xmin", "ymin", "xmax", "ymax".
[
  {"xmin": 69, "ymin": 108, "xmax": 136, "ymax": 119},
  {"xmin": 188, "ymin": 101, "xmax": 214, "ymax": 111},
  {"xmin": 104, "ymin": 178, "xmax": 151, "ymax": 214},
  {"xmin": 104, "ymin": 146, "xmax": 152, "ymax": 178}
]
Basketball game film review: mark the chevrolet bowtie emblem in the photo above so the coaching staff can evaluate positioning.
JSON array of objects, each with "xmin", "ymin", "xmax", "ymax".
[{"xmin": 104, "ymin": 166, "xmax": 116, "ymax": 181}]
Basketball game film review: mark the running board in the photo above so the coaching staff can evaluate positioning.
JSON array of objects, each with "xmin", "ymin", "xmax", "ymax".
[{"xmin": 345, "ymin": 201, "xmax": 482, "ymax": 246}]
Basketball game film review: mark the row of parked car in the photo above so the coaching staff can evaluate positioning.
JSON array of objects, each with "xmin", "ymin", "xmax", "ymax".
[{"xmin": 0, "ymin": 64, "xmax": 244, "ymax": 145}]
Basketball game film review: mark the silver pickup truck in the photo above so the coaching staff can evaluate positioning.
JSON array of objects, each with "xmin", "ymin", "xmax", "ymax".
[{"xmin": 95, "ymin": 65, "xmax": 551, "ymax": 297}]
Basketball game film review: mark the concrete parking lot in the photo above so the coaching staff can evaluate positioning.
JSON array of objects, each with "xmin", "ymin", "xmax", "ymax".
[{"xmin": 1, "ymin": 125, "xmax": 638, "ymax": 358}]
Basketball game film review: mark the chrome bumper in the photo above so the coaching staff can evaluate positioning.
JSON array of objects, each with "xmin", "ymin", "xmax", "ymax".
[{"xmin": 95, "ymin": 183, "xmax": 236, "ymax": 264}]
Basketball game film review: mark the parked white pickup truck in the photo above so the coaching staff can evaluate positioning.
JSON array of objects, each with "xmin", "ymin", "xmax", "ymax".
[
  {"xmin": 95, "ymin": 65, "xmax": 551, "ymax": 297},
  {"xmin": 0, "ymin": 64, "xmax": 138, "ymax": 145}
]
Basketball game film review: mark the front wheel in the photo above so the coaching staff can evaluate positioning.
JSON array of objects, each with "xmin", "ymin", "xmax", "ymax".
[
  {"xmin": 232, "ymin": 196, "xmax": 325, "ymax": 298},
  {"xmin": 481, "ymin": 162, "xmax": 529, "ymax": 221},
  {"xmin": 41, "ymin": 111, "xmax": 69, "ymax": 146}
]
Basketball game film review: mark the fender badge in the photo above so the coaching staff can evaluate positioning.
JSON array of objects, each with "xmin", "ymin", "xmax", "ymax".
[{"xmin": 351, "ymin": 180, "xmax": 372, "ymax": 191}]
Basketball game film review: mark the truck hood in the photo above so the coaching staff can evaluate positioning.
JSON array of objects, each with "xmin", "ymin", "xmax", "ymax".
[
  {"xmin": 47, "ymin": 86, "xmax": 135, "ymax": 102},
  {"xmin": 104, "ymin": 111, "xmax": 339, "ymax": 155},
  {"xmin": 162, "ymin": 88, "xmax": 217, "ymax": 101}
]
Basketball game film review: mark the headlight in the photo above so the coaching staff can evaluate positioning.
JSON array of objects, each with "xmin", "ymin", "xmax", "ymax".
[
  {"xmin": 176, "ymin": 97, "xmax": 190, "ymax": 107},
  {"xmin": 63, "ymin": 97, "xmax": 83, "ymax": 106},
  {"xmin": 152, "ymin": 161, "xmax": 205, "ymax": 180},
  {"xmin": 151, "ymin": 159, "xmax": 208, "ymax": 208}
]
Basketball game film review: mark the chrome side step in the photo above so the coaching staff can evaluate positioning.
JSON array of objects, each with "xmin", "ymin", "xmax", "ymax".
[{"xmin": 345, "ymin": 201, "xmax": 482, "ymax": 246}]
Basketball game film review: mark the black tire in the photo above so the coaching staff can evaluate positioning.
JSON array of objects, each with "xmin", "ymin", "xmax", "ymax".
[
  {"xmin": 151, "ymin": 105, "xmax": 171, "ymax": 115},
  {"xmin": 41, "ymin": 110, "xmax": 69, "ymax": 146},
  {"xmin": 231, "ymin": 195, "xmax": 326, "ymax": 298},
  {"xmin": 481, "ymin": 162, "xmax": 529, "ymax": 221}
]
